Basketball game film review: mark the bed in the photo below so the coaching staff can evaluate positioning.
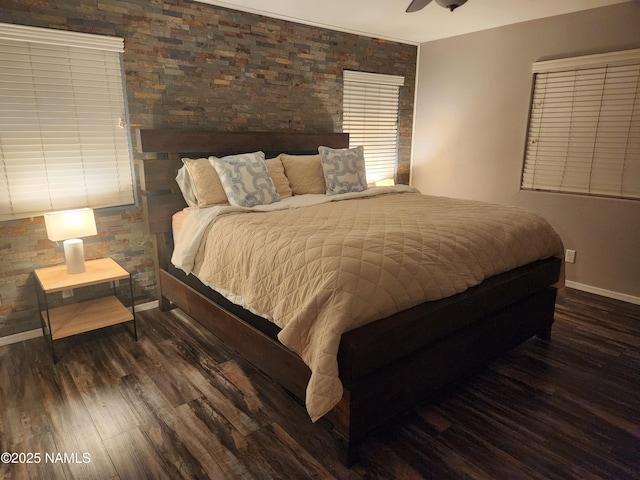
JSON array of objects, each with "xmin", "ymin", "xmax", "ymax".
[{"xmin": 137, "ymin": 129, "xmax": 564, "ymax": 465}]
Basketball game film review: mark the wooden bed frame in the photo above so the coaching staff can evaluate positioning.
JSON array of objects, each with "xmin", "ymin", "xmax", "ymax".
[{"xmin": 137, "ymin": 129, "xmax": 562, "ymax": 465}]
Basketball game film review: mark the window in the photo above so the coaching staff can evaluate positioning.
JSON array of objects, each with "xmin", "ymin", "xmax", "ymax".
[
  {"xmin": 522, "ymin": 49, "xmax": 640, "ymax": 200},
  {"xmin": 0, "ymin": 23, "xmax": 135, "ymax": 221},
  {"xmin": 343, "ymin": 70, "xmax": 404, "ymax": 184}
]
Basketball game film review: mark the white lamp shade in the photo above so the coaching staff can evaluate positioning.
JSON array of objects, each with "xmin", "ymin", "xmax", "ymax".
[{"xmin": 44, "ymin": 208, "xmax": 97, "ymax": 241}]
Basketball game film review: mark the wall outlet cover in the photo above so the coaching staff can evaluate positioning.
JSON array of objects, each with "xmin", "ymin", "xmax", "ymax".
[{"xmin": 565, "ymin": 249, "xmax": 577, "ymax": 264}]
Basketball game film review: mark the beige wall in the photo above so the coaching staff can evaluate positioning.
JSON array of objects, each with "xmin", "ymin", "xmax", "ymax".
[{"xmin": 412, "ymin": 3, "xmax": 640, "ymax": 300}]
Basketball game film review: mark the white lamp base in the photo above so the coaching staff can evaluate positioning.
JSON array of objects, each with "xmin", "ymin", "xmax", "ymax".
[{"xmin": 63, "ymin": 238, "xmax": 86, "ymax": 274}]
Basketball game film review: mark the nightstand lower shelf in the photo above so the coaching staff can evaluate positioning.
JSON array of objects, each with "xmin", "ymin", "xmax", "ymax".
[{"xmin": 42, "ymin": 296, "xmax": 134, "ymax": 340}]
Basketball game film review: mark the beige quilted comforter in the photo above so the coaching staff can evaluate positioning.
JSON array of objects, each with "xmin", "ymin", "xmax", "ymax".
[{"xmin": 185, "ymin": 189, "xmax": 563, "ymax": 421}]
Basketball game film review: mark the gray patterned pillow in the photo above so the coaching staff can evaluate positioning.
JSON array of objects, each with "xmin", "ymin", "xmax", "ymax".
[
  {"xmin": 209, "ymin": 151, "xmax": 280, "ymax": 207},
  {"xmin": 318, "ymin": 145, "xmax": 368, "ymax": 195}
]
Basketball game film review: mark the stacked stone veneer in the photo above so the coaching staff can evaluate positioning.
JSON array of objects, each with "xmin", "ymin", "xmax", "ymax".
[{"xmin": 0, "ymin": 0, "xmax": 417, "ymax": 337}]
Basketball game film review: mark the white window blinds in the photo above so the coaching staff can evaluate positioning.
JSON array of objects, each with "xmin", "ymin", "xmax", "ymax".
[
  {"xmin": 522, "ymin": 49, "xmax": 640, "ymax": 200},
  {"xmin": 343, "ymin": 70, "xmax": 404, "ymax": 184},
  {"xmin": 0, "ymin": 23, "xmax": 135, "ymax": 221}
]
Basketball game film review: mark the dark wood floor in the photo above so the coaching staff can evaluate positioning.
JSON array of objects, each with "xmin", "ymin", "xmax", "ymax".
[{"xmin": 1, "ymin": 288, "xmax": 639, "ymax": 479}]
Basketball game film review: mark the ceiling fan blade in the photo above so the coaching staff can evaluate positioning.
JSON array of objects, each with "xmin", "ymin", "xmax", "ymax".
[{"xmin": 406, "ymin": 0, "xmax": 432, "ymax": 13}]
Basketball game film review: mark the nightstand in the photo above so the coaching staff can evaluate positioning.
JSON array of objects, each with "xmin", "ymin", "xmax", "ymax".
[{"xmin": 34, "ymin": 257, "xmax": 137, "ymax": 362}]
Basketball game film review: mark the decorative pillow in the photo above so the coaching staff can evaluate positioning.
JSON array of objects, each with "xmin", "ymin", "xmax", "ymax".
[
  {"xmin": 181, "ymin": 157, "xmax": 229, "ymax": 207},
  {"xmin": 210, "ymin": 151, "xmax": 280, "ymax": 207},
  {"xmin": 265, "ymin": 155, "xmax": 293, "ymax": 199},
  {"xmin": 280, "ymin": 154, "xmax": 326, "ymax": 195},
  {"xmin": 318, "ymin": 145, "xmax": 368, "ymax": 195}
]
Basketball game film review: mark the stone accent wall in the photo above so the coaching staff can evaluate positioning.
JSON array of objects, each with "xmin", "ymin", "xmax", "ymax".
[{"xmin": 0, "ymin": 0, "xmax": 417, "ymax": 337}]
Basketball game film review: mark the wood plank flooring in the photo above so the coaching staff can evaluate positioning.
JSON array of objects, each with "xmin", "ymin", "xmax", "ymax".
[{"xmin": 1, "ymin": 288, "xmax": 638, "ymax": 479}]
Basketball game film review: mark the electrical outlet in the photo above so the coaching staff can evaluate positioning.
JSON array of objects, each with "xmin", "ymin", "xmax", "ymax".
[
  {"xmin": 62, "ymin": 289, "xmax": 74, "ymax": 298},
  {"xmin": 565, "ymin": 249, "xmax": 576, "ymax": 264}
]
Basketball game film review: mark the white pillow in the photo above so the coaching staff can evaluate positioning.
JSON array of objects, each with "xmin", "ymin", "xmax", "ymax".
[
  {"xmin": 318, "ymin": 145, "xmax": 368, "ymax": 195},
  {"xmin": 175, "ymin": 165, "xmax": 198, "ymax": 207},
  {"xmin": 209, "ymin": 151, "xmax": 280, "ymax": 207}
]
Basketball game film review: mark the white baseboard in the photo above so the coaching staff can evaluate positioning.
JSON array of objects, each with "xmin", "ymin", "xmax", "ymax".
[
  {"xmin": 0, "ymin": 300, "xmax": 160, "ymax": 347},
  {"xmin": 565, "ymin": 281, "xmax": 640, "ymax": 305},
  {"xmin": 134, "ymin": 300, "xmax": 160, "ymax": 312},
  {"xmin": 0, "ymin": 328, "xmax": 44, "ymax": 347}
]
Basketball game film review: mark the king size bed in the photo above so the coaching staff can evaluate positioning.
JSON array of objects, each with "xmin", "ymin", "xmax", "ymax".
[{"xmin": 137, "ymin": 129, "xmax": 564, "ymax": 464}]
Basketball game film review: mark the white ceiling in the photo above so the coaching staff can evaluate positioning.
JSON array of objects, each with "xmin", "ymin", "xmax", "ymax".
[{"xmin": 196, "ymin": 0, "xmax": 631, "ymax": 44}]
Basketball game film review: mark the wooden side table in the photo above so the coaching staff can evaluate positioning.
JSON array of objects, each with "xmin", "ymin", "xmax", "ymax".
[{"xmin": 34, "ymin": 257, "xmax": 137, "ymax": 362}]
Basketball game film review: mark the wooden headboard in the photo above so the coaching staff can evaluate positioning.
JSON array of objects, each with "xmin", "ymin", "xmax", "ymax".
[
  {"xmin": 137, "ymin": 129, "xmax": 349, "ymax": 233},
  {"xmin": 137, "ymin": 129, "xmax": 349, "ymax": 273},
  {"xmin": 137, "ymin": 130, "xmax": 350, "ymax": 158}
]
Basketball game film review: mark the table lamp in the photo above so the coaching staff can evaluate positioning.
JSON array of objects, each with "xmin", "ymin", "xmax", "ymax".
[{"xmin": 44, "ymin": 208, "xmax": 97, "ymax": 274}]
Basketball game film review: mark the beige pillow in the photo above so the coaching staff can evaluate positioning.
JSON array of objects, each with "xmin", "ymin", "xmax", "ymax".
[
  {"xmin": 181, "ymin": 157, "xmax": 229, "ymax": 207},
  {"xmin": 265, "ymin": 155, "xmax": 293, "ymax": 199},
  {"xmin": 280, "ymin": 154, "xmax": 326, "ymax": 195}
]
